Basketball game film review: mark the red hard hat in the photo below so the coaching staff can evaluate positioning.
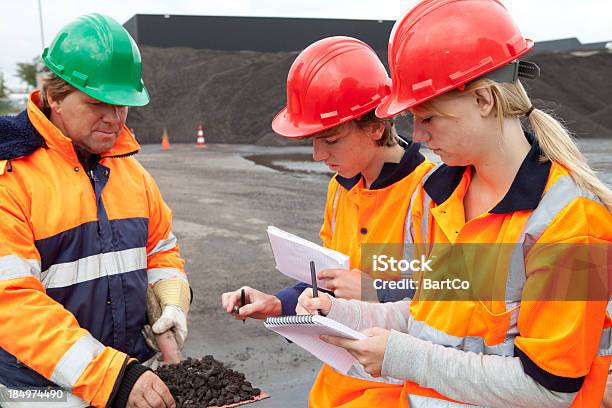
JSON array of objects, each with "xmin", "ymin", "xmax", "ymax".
[
  {"xmin": 377, "ymin": 0, "xmax": 534, "ymax": 118},
  {"xmin": 272, "ymin": 36, "xmax": 391, "ymax": 138}
]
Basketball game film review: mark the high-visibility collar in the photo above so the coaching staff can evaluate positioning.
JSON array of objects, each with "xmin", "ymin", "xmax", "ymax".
[
  {"xmin": 26, "ymin": 90, "xmax": 140, "ymax": 164},
  {"xmin": 335, "ymin": 139, "xmax": 426, "ymax": 191},
  {"xmin": 424, "ymin": 132, "xmax": 552, "ymax": 214}
]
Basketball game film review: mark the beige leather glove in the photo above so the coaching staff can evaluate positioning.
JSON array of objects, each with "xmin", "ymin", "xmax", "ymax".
[{"xmin": 146, "ymin": 281, "xmax": 189, "ymax": 364}]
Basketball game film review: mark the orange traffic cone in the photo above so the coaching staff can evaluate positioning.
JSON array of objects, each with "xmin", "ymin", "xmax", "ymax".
[
  {"xmin": 161, "ymin": 128, "xmax": 171, "ymax": 150},
  {"xmin": 195, "ymin": 124, "xmax": 206, "ymax": 148}
]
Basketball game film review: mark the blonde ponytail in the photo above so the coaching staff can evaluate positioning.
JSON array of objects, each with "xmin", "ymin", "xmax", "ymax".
[
  {"xmin": 528, "ymin": 108, "xmax": 612, "ymax": 210},
  {"xmin": 464, "ymin": 79, "xmax": 612, "ymax": 211}
]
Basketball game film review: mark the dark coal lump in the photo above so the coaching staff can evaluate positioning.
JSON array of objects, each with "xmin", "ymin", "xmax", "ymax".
[{"xmin": 156, "ymin": 355, "xmax": 261, "ymax": 407}]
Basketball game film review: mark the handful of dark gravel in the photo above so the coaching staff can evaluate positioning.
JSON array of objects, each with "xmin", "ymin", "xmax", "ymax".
[{"xmin": 156, "ymin": 355, "xmax": 262, "ymax": 407}]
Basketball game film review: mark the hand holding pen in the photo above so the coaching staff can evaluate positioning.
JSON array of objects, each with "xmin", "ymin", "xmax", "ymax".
[
  {"xmin": 310, "ymin": 261, "xmax": 320, "ymax": 315},
  {"xmin": 295, "ymin": 261, "xmax": 332, "ymax": 315},
  {"xmin": 221, "ymin": 286, "xmax": 283, "ymax": 320},
  {"xmin": 231, "ymin": 288, "xmax": 246, "ymax": 324}
]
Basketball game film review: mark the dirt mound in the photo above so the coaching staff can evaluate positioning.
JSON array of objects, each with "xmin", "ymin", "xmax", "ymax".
[
  {"xmin": 128, "ymin": 46, "xmax": 297, "ymax": 145},
  {"xmin": 523, "ymin": 51, "xmax": 612, "ymax": 138},
  {"xmin": 156, "ymin": 355, "xmax": 263, "ymax": 407},
  {"xmin": 127, "ymin": 47, "xmax": 612, "ymax": 145}
]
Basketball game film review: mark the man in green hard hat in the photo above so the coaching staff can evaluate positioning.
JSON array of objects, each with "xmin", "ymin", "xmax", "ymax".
[{"xmin": 0, "ymin": 14, "xmax": 190, "ymax": 408}]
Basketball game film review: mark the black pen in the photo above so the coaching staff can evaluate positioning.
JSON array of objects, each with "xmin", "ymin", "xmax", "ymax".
[
  {"xmin": 310, "ymin": 261, "xmax": 319, "ymax": 315},
  {"xmin": 241, "ymin": 288, "xmax": 246, "ymax": 324}
]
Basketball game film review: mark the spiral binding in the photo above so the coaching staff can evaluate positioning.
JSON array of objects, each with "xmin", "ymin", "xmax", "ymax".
[{"xmin": 265, "ymin": 315, "xmax": 316, "ymax": 325}]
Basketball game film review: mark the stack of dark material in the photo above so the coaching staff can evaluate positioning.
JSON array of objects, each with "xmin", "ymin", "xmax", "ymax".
[
  {"xmin": 128, "ymin": 45, "xmax": 612, "ymax": 145},
  {"xmin": 156, "ymin": 356, "xmax": 261, "ymax": 407}
]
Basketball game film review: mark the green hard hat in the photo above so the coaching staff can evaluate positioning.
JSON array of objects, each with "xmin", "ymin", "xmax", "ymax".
[{"xmin": 42, "ymin": 13, "xmax": 149, "ymax": 106}]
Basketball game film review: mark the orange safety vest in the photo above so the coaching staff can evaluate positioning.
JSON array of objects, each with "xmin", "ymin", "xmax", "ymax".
[
  {"xmin": 0, "ymin": 91, "xmax": 186, "ymax": 407},
  {"xmin": 309, "ymin": 142, "xmax": 434, "ymax": 407},
  {"xmin": 398, "ymin": 140, "xmax": 612, "ymax": 407}
]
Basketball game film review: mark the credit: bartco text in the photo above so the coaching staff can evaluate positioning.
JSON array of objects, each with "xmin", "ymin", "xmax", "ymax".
[{"xmin": 373, "ymin": 278, "xmax": 470, "ymax": 290}]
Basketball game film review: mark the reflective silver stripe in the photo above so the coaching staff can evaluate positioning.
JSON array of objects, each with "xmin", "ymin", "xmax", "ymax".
[
  {"xmin": 404, "ymin": 190, "xmax": 416, "ymax": 245},
  {"xmin": 598, "ymin": 327, "xmax": 612, "ymax": 356},
  {"xmin": 50, "ymin": 334, "xmax": 105, "ymax": 390},
  {"xmin": 403, "ymin": 165, "xmax": 438, "ymax": 249},
  {"xmin": 505, "ymin": 245, "xmax": 527, "ymax": 303},
  {"xmin": 40, "ymin": 247, "xmax": 147, "ymax": 289},
  {"xmin": 407, "ymin": 393, "xmax": 478, "ymax": 407},
  {"xmin": 505, "ymin": 175, "xmax": 599, "ymax": 303},
  {"xmin": 0, "ymin": 255, "xmax": 41, "ymax": 281},
  {"xmin": 148, "ymin": 232, "xmax": 178, "ymax": 256},
  {"xmin": 417, "ymin": 163, "xmax": 441, "ymax": 249},
  {"xmin": 522, "ymin": 176, "xmax": 599, "ymax": 246},
  {"xmin": 147, "ymin": 267, "xmax": 187, "ymax": 285},
  {"xmin": 330, "ymin": 187, "xmax": 340, "ymax": 235},
  {"xmin": 402, "ymin": 188, "xmax": 418, "ymax": 261},
  {"xmin": 421, "ymin": 194, "xmax": 432, "ymax": 243},
  {"xmin": 406, "ymin": 311, "xmax": 517, "ymax": 357}
]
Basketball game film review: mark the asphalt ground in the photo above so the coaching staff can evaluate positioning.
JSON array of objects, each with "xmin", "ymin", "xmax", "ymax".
[
  {"xmin": 137, "ymin": 139, "xmax": 611, "ymax": 407},
  {"xmin": 138, "ymin": 143, "xmax": 328, "ymax": 407}
]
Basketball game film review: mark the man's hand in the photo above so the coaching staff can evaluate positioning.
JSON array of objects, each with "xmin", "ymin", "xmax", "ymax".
[
  {"xmin": 296, "ymin": 288, "xmax": 332, "ymax": 316},
  {"xmin": 321, "ymin": 327, "xmax": 390, "ymax": 377},
  {"xmin": 318, "ymin": 268, "xmax": 375, "ymax": 300},
  {"xmin": 221, "ymin": 286, "xmax": 282, "ymax": 320},
  {"xmin": 151, "ymin": 305, "xmax": 187, "ymax": 350},
  {"xmin": 127, "ymin": 371, "xmax": 175, "ymax": 408}
]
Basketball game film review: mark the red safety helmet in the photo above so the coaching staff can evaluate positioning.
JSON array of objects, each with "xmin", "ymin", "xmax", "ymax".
[
  {"xmin": 377, "ymin": 0, "xmax": 534, "ymax": 118},
  {"xmin": 272, "ymin": 36, "xmax": 391, "ymax": 138}
]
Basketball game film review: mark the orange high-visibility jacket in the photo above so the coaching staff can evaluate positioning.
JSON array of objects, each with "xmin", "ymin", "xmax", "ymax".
[
  {"xmin": 0, "ymin": 91, "xmax": 186, "ymax": 407},
  {"xmin": 397, "ymin": 138, "xmax": 612, "ymax": 406},
  {"xmin": 308, "ymin": 141, "xmax": 434, "ymax": 407}
]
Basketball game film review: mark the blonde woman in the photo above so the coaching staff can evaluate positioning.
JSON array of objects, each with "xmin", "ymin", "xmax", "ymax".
[{"xmin": 298, "ymin": 1, "xmax": 612, "ymax": 406}]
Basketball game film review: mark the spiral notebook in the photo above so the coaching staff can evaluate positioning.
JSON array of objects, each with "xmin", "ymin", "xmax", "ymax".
[
  {"xmin": 264, "ymin": 315, "xmax": 367, "ymax": 374},
  {"xmin": 267, "ymin": 226, "xmax": 349, "ymax": 290}
]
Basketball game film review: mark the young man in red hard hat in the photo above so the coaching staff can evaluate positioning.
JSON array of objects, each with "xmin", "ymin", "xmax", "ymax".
[
  {"xmin": 0, "ymin": 14, "xmax": 190, "ymax": 408},
  {"xmin": 222, "ymin": 36, "xmax": 434, "ymax": 406}
]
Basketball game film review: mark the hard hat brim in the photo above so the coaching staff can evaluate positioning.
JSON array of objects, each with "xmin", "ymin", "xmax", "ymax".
[
  {"xmin": 87, "ymin": 84, "xmax": 151, "ymax": 107},
  {"xmin": 376, "ymin": 96, "xmax": 414, "ymax": 119},
  {"xmin": 271, "ymin": 106, "xmax": 368, "ymax": 138},
  {"xmin": 72, "ymin": 82, "xmax": 150, "ymax": 107}
]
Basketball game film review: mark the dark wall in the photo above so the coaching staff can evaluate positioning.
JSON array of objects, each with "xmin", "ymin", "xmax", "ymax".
[
  {"xmin": 123, "ymin": 16, "xmax": 138, "ymax": 42},
  {"xmin": 124, "ymin": 14, "xmax": 394, "ymax": 52}
]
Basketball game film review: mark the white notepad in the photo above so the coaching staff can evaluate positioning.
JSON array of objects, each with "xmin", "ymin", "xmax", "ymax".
[
  {"xmin": 264, "ymin": 315, "xmax": 367, "ymax": 374},
  {"xmin": 267, "ymin": 226, "xmax": 349, "ymax": 290}
]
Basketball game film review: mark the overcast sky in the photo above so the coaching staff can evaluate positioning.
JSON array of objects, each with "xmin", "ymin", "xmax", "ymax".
[{"xmin": 2, "ymin": 0, "xmax": 611, "ymax": 89}]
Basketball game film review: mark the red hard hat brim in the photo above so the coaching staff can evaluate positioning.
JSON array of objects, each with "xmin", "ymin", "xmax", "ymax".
[
  {"xmin": 375, "ymin": 96, "xmax": 413, "ymax": 119},
  {"xmin": 272, "ymin": 105, "xmax": 376, "ymax": 139},
  {"xmin": 272, "ymin": 107, "xmax": 319, "ymax": 138},
  {"xmin": 377, "ymin": 39, "xmax": 535, "ymax": 118}
]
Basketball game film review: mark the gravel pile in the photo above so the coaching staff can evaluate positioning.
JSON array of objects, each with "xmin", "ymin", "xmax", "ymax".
[
  {"xmin": 127, "ymin": 46, "xmax": 612, "ymax": 145},
  {"xmin": 156, "ymin": 356, "xmax": 262, "ymax": 407}
]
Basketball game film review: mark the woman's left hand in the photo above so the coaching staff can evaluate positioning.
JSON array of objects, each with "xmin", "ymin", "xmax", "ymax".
[{"xmin": 321, "ymin": 327, "xmax": 390, "ymax": 377}]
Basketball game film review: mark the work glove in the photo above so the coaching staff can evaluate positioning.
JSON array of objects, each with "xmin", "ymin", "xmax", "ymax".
[
  {"xmin": 146, "ymin": 278, "xmax": 190, "ymax": 364},
  {"xmin": 151, "ymin": 304, "xmax": 188, "ymax": 350}
]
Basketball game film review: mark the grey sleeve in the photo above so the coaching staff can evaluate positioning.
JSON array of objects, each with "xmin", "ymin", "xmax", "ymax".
[
  {"xmin": 326, "ymin": 297, "xmax": 410, "ymax": 332},
  {"xmin": 382, "ymin": 330, "xmax": 577, "ymax": 408}
]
